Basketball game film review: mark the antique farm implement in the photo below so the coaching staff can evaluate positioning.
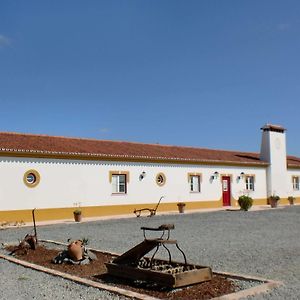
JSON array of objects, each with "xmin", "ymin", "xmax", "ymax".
[
  {"xmin": 133, "ymin": 196, "xmax": 165, "ymax": 217},
  {"xmin": 105, "ymin": 224, "xmax": 212, "ymax": 288},
  {"xmin": 9, "ymin": 209, "xmax": 38, "ymax": 255}
]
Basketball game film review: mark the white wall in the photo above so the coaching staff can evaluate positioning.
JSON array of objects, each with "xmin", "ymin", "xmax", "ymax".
[{"xmin": 0, "ymin": 156, "xmax": 267, "ymax": 211}]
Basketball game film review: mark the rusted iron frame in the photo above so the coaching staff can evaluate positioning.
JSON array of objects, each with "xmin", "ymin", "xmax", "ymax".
[
  {"xmin": 133, "ymin": 196, "xmax": 165, "ymax": 217},
  {"xmin": 149, "ymin": 241, "xmax": 187, "ymax": 269},
  {"xmin": 141, "ymin": 224, "xmax": 187, "ymax": 269},
  {"xmin": 32, "ymin": 208, "xmax": 38, "ymax": 243},
  {"xmin": 141, "ymin": 223, "xmax": 174, "ymax": 240},
  {"xmin": 106, "ymin": 224, "xmax": 211, "ymax": 288}
]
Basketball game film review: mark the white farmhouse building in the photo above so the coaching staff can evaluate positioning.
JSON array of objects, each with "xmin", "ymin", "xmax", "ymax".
[{"xmin": 0, "ymin": 124, "xmax": 299, "ymax": 222}]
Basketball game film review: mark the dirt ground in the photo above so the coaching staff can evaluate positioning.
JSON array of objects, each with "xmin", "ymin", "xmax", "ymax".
[{"xmin": 6, "ymin": 244, "xmax": 236, "ymax": 300}]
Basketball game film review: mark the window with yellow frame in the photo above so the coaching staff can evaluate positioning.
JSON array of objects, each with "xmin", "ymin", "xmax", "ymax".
[
  {"xmin": 109, "ymin": 171, "xmax": 129, "ymax": 194},
  {"xmin": 292, "ymin": 176, "xmax": 300, "ymax": 190},
  {"xmin": 156, "ymin": 173, "xmax": 166, "ymax": 186},
  {"xmin": 23, "ymin": 169, "xmax": 40, "ymax": 188},
  {"xmin": 188, "ymin": 173, "xmax": 201, "ymax": 192}
]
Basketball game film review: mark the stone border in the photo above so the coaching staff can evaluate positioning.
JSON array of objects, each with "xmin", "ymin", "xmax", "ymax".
[
  {"xmin": 0, "ymin": 252, "xmax": 159, "ymax": 300},
  {"xmin": 211, "ymin": 271, "xmax": 282, "ymax": 300},
  {"xmin": 0, "ymin": 240, "xmax": 283, "ymax": 300}
]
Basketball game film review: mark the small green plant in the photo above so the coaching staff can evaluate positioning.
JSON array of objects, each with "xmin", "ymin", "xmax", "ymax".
[
  {"xmin": 238, "ymin": 195, "xmax": 253, "ymax": 211},
  {"xmin": 73, "ymin": 209, "xmax": 81, "ymax": 215},
  {"xmin": 18, "ymin": 275, "xmax": 30, "ymax": 281},
  {"xmin": 67, "ymin": 237, "xmax": 88, "ymax": 245},
  {"xmin": 82, "ymin": 237, "xmax": 89, "ymax": 246},
  {"xmin": 269, "ymin": 195, "xmax": 280, "ymax": 201}
]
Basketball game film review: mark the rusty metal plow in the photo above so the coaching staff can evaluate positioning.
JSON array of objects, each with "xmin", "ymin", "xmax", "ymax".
[
  {"xmin": 140, "ymin": 224, "xmax": 187, "ymax": 269},
  {"xmin": 133, "ymin": 196, "xmax": 165, "ymax": 217}
]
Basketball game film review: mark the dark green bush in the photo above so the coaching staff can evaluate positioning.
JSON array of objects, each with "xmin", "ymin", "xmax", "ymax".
[{"xmin": 238, "ymin": 195, "xmax": 253, "ymax": 211}]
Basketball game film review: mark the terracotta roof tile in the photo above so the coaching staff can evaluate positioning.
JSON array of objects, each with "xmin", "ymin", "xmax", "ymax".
[
  {"xmin": 0, "ymin": 132, "xmax": 298, "ymax": 167},
  {"xmin": 286, "ymin": 155, "xmax": 300, "ymax": 168}
]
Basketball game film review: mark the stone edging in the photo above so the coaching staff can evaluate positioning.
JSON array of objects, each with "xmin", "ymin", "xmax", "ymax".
[
  {"xmin": 0, "ymin": 252, "xmax": 159, "ymax": 300},
  {"xmin": 211, "ymin": 271, "xmax": 282, "ymax": 299}
]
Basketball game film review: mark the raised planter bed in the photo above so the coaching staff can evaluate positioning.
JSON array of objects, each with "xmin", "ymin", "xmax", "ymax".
[{"xmin": 1, "ymin": 240, "xmax": 282, "ymax": 300}]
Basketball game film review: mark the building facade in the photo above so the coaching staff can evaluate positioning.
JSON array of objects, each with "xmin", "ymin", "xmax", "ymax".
[{"xmin": 0, "ymin": 124, "xmax": 299, "ymax": 222}]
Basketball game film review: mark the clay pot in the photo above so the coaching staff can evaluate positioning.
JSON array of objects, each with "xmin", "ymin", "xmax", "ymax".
[
  {"xmin": 270, "ymin": 199, "xmax": 278, "ymax": 208},
  {"xmin": 67, "ymin": 240, "xmax": 83, "ymax": 261},
  {"xmin": 73, "ymin": 211, "xmax": 82, "ymax": 222},
  {"xmin": 177, "ymin": 202, "xmax": 186, "ymax": 213}
]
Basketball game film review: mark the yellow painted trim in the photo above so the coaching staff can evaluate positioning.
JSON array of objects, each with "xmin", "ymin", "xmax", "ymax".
[
  {"xmin": 291, "ymin": 175, "xmax": 297, "ymax": 182},
  {"xmin": 109, "ymin": 171, "xmax": 130, "ymax": 183},
  {"xmin": 187, "ymin": 172, "xmax": 202, "ymax": 182},
  {"xmin": 278, "ymin": 198, "xmax": 290, "ymax": 205},
  {"xmin": 244, "ymin": 175, "xmax": 255, "ymax": 191},
  {"xmin": 156, "ymin": 172, "xmax": 166, "ymax": 186},
  {"xmin": 188, "ymin": 173, "xmax": 202, "ymax": 193},
  {"xmin": 252, "ymin": 198, "xmax": 268, "ymax": 205},
  {"xmin": 2, "ymin": 197, "xmax": 298, "ymax": 222},
  {"xmin": 0, "ymin": 150, "xmax": 268, "ymax": 167},
  {"xmin": 23, "ymin": 169, "xmax": 40, "ymax": 188},
  {"xmin": 0, "ymin": 200, "xmax": 222, "ymax": 222},
  {"xmin": 220, "ymin": 174, "xmax": 233, "ymax": 183}
]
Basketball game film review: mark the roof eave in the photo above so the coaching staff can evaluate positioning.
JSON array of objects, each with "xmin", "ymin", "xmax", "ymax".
[
  {"xmin": 287, "ymin": 164, "xmax": 300, "ymax": 169},
  {"xmin": 0, "ymin": 148, "xmax": 268, "ymax": 167}
]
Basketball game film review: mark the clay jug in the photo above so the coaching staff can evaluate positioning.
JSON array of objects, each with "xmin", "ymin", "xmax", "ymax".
[{"xmin": 68, "ymin": 240, "xmax": 83, "ymax": 261}]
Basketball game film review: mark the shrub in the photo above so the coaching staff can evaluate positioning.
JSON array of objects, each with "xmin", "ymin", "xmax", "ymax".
[{"xmin": 238, "ymin": 195, "xmax": 253, "ymax": 211}]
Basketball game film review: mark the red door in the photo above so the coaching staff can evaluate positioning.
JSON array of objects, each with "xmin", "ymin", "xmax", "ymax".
[{"xmin": 222, "ymin": 176, "xmax": 231, "ymax": 206}]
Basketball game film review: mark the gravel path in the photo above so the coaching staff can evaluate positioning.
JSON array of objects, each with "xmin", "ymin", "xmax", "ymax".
[{"xmin": 1, "ymin": 205, "xmax": 299, "ymax": 299}]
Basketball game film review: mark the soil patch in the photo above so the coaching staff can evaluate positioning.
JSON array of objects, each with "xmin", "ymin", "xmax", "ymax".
[{"xmin": 5, "ymin": 244, "xmax": 236, "ymax": 300}]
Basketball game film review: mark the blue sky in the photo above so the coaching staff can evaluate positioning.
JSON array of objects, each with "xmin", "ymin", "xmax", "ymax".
[{"xmin": 1, "ymin": 1, "xmax": 300, "ymax": 156}]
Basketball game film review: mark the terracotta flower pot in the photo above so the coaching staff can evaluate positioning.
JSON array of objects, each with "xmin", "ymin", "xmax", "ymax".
[
  {"xmin": 73, "ymin": 211, "xmax": 82, "ymax": 222},
  {"xmin": 270, "ymin": 199, "xmax": 278, "ymax": 208},
  {"xmin": 269, "ymin": 196, "xmax": 280, "ymax": 208},
  {"xmin": 177, "ymin": 203, "xmax": 186, "ymax": 213}
]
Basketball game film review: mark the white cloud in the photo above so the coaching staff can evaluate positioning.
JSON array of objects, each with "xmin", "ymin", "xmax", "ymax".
[{"xmin": 0, "ymin": 35, "xmax": 11, "ymax": 48}]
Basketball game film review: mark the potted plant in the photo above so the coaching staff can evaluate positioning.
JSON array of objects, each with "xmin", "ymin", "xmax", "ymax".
[
  {"xmin": 288, "ymin": 196, "xmax": 295, "ymax": 205},
  {"xmin": 268, "ymin": 195, "xmax": 280, "ymax": 208},
  {"xmin": 238, "ymin": 195, "xmax": 253, "ymax": 211},
  {"xmin": 177, "ymin": 202, "xmax": 186, "ymax": 213},
  {"xmin": 73, "ymin": 209, "xmax": 82, "ymax": 222}
]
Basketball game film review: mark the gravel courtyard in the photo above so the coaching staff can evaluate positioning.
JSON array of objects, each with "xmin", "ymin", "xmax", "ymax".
[{"xmin": 0, "ymin": 205, "xmax": 299, "ymax": 299}]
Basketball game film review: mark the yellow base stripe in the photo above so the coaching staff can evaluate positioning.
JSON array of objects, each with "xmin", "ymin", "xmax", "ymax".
[
  {"xmin": 0, "ymin": 200, "xmax": 222, "ymax": 222},
  {"xmin": 253, "ymin": 198, "xmax": 268, "ymax": 205},
  {"xmin": 0, "ymin": 198, "xmax": 298, "ymax": 222}
]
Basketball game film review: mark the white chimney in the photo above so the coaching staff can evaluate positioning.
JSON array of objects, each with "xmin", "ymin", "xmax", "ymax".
[{"xmin": 260, "ymin": 124, "xmax": 287, "ymax": 197}]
